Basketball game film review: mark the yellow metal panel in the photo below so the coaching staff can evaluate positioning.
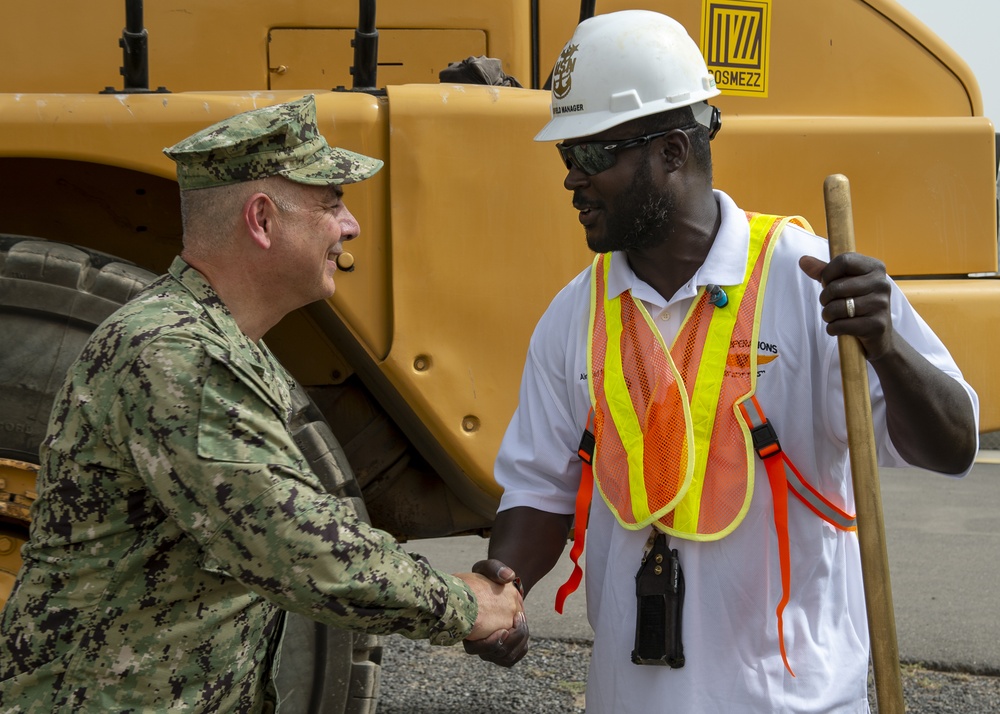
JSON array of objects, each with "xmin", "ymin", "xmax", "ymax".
[
  {"xmin": 379, "ymin": 85, "xmax": 998, "ymax": 493},
  {"xmin": 0, "ymin": 92, "xmax": 373, "ymax": 177},
  {"xmin": 540, "ymin": 0, "xmax": 983, "ymax": 117},
  {"xmin": 269, "ymin": 29, "xmax": 487, "ymax": 89},
  {"xmin": 898, "ymin": 280, "xmax": 1000, "ymax": 432},
  {"xmin": 384, "ymin": 84, "xmax": 589, "ymax": 499},
  {"xmin": 311, "ymin": 94, "xmax": 393, "ymax": 363},
  {"xmin": 0, "ymin": 90, "xmax": 394, "ymax": 362},
  {"xmin": 712, "ymin": 116, "xmax": 998, "ymax": 276},
  {"xmin": 2, "ymin": 0, "xmax": 997, "ymax": 502},
  {"xmin": 0, "ymin": 1, "xmax": 534, "ymax": 94},
  {"xmin": 0, "ymin": 0, "xmax": 985, "ymax": 115}
]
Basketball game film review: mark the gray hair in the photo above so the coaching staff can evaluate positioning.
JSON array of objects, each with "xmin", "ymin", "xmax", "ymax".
[{"xmin": 179, "ymin": 177, "xmax": 298, "ymax": 252}]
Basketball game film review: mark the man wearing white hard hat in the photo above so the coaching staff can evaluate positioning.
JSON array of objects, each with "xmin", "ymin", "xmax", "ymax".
[{"xmin": 464, "ymin": 10, "xmax": 978, "ymax": 713}]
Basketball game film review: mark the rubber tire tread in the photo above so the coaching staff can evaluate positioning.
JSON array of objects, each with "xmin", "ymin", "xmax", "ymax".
[
  {"xmin": 285, "ymin": 384, "xmax": 383, "ymax": 714},
  {"xmin": 0, "ymin": 236, "xmax": 155, "ymax": 461}
]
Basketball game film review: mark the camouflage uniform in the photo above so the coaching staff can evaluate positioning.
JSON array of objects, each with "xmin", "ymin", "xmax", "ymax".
[{"xmin": 0, "ymin": 96, "xmax": 478, "ymax": 712}]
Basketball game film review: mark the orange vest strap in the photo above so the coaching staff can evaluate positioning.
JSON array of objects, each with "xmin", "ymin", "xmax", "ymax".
[
  {"xmin": 741, "ymin": 396, "xmax": 857, "ymax": 531},
  {"xmin": 739, "ymin": 395, "xmax": 857, "ymax": 675},
  {"xmin": 556, "ymin": 410, "xmax": 595, "ymax": 613},
  {"xmin": 761, "ymin": 442, "xmax": 796, "ymax": 677}
]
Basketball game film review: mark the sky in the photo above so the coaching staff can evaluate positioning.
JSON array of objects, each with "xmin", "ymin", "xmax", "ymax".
[{"xmin": 895, "ymin": 0, "xmax": 998, "ymax": 123}]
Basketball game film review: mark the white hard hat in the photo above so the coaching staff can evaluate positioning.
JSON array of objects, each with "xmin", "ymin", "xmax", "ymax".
[{"xmin": 535, "ymin": 10, "xmax": 720, "ymax": 142}]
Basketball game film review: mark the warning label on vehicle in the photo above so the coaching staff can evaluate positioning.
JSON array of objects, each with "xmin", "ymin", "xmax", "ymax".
[{"xmin": 701, "ymin": 0, "xmax": 771, "ymax": 97}]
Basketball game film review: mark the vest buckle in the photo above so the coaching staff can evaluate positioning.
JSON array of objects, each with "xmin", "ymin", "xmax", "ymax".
[
  {"xmin": 750, "ymin": 419, "xmax": 781, "ymax": 459},
  {"xmin": 578, "ymin": 429, "xmax": 595, "ymax": 465}
]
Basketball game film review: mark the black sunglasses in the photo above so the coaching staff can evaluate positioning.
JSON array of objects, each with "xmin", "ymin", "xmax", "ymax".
[
  {"xmin": 556, "ymin": 107, "xmax": 722, "ymax": 176},
  {"xmin": 556, "ymin": 129, "xmax": 676, "ymax": 176}
]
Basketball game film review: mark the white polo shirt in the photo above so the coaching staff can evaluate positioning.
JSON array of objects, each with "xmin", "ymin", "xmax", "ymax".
[{"xmin": 495, "ymin": 190, "xmax": 978, "ymax": 713}]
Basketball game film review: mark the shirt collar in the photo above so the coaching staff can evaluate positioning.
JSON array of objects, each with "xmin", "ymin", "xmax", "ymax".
[
  {"xmin": 169, "ymin": 255, "xmax": 234, "ymax": 329},
  {"xmin": 605, "ymin": 190, "xmax": 750, "ymax": 309},
  {"xmin": 167, "ymin": 256, "xmax": 275, "ymax": 375}
]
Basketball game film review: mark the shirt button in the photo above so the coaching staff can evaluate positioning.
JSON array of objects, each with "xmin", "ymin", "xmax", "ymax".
[{"xmin": 659, "ymin": 310, "xmax": 671, "ymax": 321}]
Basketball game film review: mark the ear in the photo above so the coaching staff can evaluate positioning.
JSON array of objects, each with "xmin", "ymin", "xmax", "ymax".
[
  {"xmin": 659, "ymin": 129, "xmax": 691, "ymax": 174},
  {"xmin": 244, "ymin": 192, "xmax": 278, "ymax": 250}
]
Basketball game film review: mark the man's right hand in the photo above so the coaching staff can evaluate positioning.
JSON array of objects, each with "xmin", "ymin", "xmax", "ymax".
[{"xmin": 460, "ymin": 559, "xmax": 530, "ymax": 667}]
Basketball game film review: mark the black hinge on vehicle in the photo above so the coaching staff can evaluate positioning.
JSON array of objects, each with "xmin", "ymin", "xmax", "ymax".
[
  {"xmin": 101, "ymin": 0, "xmax": 169, "ymax": 94},
  {"xmin": 350, "ymin": 0, "xmax": 380, "ymax": 91}
]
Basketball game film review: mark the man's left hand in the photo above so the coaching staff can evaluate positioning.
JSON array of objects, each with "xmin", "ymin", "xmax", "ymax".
[{"xmin": 799, "ymin": 252, "xmax": 893, "ymax": 361}]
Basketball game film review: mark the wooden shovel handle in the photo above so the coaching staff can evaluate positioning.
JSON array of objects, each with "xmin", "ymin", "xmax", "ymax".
[{"xmin": 823, "ymin": 173, "xmax": 905, "ymax": 714}]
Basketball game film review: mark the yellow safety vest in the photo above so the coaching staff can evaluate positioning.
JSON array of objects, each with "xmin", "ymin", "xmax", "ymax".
[{"xmin": 589, "ymin": 212, "xmax": 791, "ymax": 538}]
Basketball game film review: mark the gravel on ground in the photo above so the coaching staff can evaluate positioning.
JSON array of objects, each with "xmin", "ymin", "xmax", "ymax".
[{"xmin": 378, "ymin": 635, "xmax": 1000, "ymax": 713}]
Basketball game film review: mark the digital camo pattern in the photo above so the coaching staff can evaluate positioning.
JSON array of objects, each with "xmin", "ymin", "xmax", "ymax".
[
  {"xmin": 164, "ymin": 94, "xmax": 384, "ymax": 190},
  {"xmin": 0, "ymin": 257, "xmax": 476, "ymax": 713}
]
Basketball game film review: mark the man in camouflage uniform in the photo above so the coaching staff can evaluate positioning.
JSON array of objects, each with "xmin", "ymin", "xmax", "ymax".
[{"xmin": 0, "ymin": 95, "xmax": 522, "ymax": 712}]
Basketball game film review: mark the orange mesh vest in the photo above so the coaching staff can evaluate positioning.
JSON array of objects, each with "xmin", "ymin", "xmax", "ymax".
[
  {"xmin": 556, "ymin": 213, "xmax": 859, "ymax": 675},
  {"xmin": 588, "ymin": 212, "xmax": 796, "ymax": 538}
]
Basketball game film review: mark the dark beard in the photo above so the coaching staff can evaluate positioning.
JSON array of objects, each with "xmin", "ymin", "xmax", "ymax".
[{"xmin": 585, "ymin": 158, "xmax": 674, "ymax": 253}]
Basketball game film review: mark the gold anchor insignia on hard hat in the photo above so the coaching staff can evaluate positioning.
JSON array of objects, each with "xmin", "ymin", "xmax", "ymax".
[{"xmin": 552, "ymin": 44, "xmax": 579, "ymax": 100}]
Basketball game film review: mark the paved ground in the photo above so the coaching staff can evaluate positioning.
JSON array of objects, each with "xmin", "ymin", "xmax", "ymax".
[
  {"xmin": 410, "ymin": 450, "xmax": 1000, "ymax": 674},
  {"xmin": 880, "ymin": 452, "xmax": 1000, "ymax": 674}
]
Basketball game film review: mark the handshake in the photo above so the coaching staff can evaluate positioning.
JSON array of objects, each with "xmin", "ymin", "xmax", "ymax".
[{"xmin": 454, "ymin": 559, "xmax": 530, "ymax": 667}]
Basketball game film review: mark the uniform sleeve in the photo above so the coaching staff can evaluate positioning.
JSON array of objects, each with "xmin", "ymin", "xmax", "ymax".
[{"xmin": 117, "ymin": 333, "xmax": 476, "ymax": 645}]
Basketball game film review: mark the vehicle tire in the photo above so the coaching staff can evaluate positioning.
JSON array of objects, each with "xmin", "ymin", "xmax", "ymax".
[
  {"xmin": 281, "ymin": 386, "xmax": 383, "ymax": 714},
  {"xmin": 0, "ymin": 235, "xmax": 381, "ymax": 714},
  {"xmin": 0, "ymin": 235, "xmax": 156, "ymax": 610},
  {"xmin": 0, "ymin": 236, "xmax": 156, "ymax": 463}
]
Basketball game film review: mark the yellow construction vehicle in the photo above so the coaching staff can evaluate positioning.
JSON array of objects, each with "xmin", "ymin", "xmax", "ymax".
[{"xmin": 1, "ymin": 0, "xmax": 996, "ymax": 710}]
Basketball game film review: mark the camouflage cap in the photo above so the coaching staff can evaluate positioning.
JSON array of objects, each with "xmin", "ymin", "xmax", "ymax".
[{"xmin": 163, "ymin": 95, "xmax": 383, "ymax": 190}]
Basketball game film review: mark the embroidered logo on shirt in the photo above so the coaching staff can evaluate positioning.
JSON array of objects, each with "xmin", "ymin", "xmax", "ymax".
[{"xmin": 726, "ymin": 340, "xmax": 779, "ymax": 378}]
